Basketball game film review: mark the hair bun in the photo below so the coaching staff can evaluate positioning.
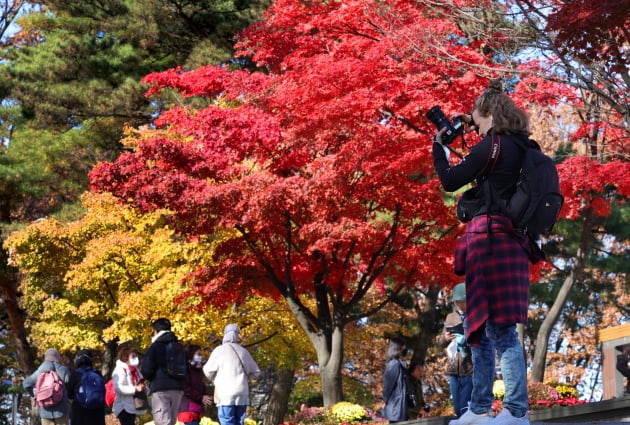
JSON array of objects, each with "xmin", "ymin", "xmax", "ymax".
[{"xmin": 487, "ymin": 79, "xmax": 503, "ymax": 93}]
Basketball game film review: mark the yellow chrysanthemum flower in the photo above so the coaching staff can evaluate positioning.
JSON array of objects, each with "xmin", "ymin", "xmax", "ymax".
[
  {"xmin": 328, "ymin": 401, "xmax": 367, "ymax": 424},
  {"xmin": 493, "ymin": 380, "xmax": 505, "ymax": 400}
]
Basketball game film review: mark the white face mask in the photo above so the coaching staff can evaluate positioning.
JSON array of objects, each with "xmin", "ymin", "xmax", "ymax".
[
  {"xmin": 193, "ymin": 354, "xmax": 203, "ymax": 364},
  {"xmin": 129, "ymin": 356, "xmax": 139, "ymax": 367}
]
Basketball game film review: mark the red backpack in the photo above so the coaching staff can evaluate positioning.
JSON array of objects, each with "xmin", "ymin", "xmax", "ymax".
[
  {"xmin": 105, "ymin": 378, "xmax": 116, "ymax": 408},
  {"xmin": 35, "ymin": 369, "xmax": 64, "ymax": 407}
]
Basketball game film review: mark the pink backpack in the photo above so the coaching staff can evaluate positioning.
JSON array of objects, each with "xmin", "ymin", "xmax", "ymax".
[{"xmin": 35, "ymin": 369, "xmax": 64, "ymax": 407}]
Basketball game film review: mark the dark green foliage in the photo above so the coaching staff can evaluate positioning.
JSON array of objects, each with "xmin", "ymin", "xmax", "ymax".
[
  {"xmin": 0, "ymin": 0, "xmax": 270, "ymax": 222},
  {"xmin": 529, "ymin": 201, "xmax": 630, "ymax": 338}
]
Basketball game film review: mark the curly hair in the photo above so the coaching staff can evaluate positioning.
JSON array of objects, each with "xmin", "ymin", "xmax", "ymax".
[{"xmin": 473, "ymin": 79, "xmax": 530, "ymax": 136}]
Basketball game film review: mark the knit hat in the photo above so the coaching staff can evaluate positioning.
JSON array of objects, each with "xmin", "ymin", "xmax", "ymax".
[
  {"xmin": 452, "ymin": 283, "xmax": 466, "ymax": 302},
  {"xmin": 223, "ymin": 323, "xmax": 241, "ymax": 343},
  {"xmin": 44, "ymin": 348, "xmax": 61, "ymax": 363}
]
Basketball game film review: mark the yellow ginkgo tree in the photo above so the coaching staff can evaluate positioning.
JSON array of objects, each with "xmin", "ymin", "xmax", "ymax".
[{"xmin": 6, "ymin": 192, "xmax": 311, "ymax": 370}]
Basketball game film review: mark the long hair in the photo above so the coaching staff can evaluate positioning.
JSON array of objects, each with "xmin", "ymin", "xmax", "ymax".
[
  {"xmin": 386, "ymin": 337, "xmax": 407, "ymax": 361},
  {"xmin": 473, "ymin": 79, "xmax": 530, "ymax": 136}
]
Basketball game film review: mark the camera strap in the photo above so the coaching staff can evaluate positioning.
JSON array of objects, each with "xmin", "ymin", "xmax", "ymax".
[
  {"xmin": 478, "ymin": 134, "xmax": 501, "ymax": 254},
  {"xmin": 480, "ymin": 134, "xmax": 501, "ymax": 175}
]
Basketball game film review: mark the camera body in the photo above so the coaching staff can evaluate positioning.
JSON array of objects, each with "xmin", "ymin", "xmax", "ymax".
[{"xmin": 425, "ymin": 105, "xmax": 464, "ymax": 145}]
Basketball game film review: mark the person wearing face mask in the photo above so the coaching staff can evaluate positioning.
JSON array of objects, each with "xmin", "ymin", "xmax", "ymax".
[
  {"xmin": 112, "ymin": 347, "xmax": 148, "ymax": 425},
  {"xmin": 178, "ymin": 345, "xmax": 213, "ymax": 425}
]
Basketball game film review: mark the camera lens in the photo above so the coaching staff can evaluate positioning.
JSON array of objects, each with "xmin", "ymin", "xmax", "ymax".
[
  {"xmin": 425, "ymin": 106, "xmax": 451, "ymax": 132},
  {"xmin": 425, "ymin": 105, "xmax": 465, "ymax": 145}
]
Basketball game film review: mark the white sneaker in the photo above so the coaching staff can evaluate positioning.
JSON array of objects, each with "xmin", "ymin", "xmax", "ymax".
[
  {"xmin": 492, "ymin": 408, "xmax": 530, "ymax": 425},
  {"xmin": 448, "ymin": 408, "xmax": 494, "ymax": 425}
]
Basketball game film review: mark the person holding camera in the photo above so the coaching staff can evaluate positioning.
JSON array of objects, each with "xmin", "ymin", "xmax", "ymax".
[
  {"xmin": 382, "ymin": 337, "xmax": 413, "ymax": 422},
  {"xmin": 431, "ymin": 80, "xmax": 533, "ymax": 425},
  {"xmin": 439, "ymin": 283, "xmax": 473, "ymax": 418}
]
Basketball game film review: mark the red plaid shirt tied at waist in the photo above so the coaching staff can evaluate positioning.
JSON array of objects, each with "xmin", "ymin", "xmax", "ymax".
[{"xmin": 454, "ymin": 215, "xmax": 531, "ymax": 345}]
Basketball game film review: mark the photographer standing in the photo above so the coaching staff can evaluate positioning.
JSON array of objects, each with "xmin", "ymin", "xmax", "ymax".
[{"xmin": 432, "ymin": 80, "xmax": 535, "ymax": 425}]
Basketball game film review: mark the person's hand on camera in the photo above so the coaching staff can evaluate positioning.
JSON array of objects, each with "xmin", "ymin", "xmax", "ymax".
[
  {"xmin": 433, "ymin": 128, "xmax": 450, "ymax": 160},
  {"xmin": 444, "ymin": 331, "xmax": 455, "ymax": 342},
  {"xmin": 452, "ymin": 112, "xmax": 477, "ymax": 134}
]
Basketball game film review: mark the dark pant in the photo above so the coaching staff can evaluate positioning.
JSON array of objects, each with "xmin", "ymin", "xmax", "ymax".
[{"xmin": 117, "ymin": 410, "xmax": 136, "ymax": 425}]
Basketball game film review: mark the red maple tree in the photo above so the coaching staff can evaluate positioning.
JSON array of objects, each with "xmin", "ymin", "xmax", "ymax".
[
  {"xmin": 90, "ymin": 0, "xmax": 495, "ymax": 405},
  {"xmin": 89, "ymin": 0, "xmax": 630, "ymax": 405}
]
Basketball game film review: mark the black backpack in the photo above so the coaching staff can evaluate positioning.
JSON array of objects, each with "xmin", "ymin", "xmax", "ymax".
[
  {"xmin": 495, "ymin": 136, "xmax": 564, "ymax": 236},
  {"xmin": 165, "ymin": 341, "xmax": 187, "ymax": 379}
]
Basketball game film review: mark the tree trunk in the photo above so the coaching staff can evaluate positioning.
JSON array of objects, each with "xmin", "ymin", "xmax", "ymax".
[
  {"xmin": 285, "ymin": 296, "xmax": 344, "ymax": 407},
  {"xmin": 315, "ymin": 326, "xmax": 344, "ymax": 407},
  {"xmin": 102, "ymin": 338, "xmax": 119, "ymax": 378},
  {"xmin": 411, "ymin": 284, "xmax": 440, "ymax": 365},
  {"xmin": 530, "ymin": 210, "xmax": 592, "ymax": 382},
  {"xmin": 263, "ymin": 368, "xmax": 295, "ymax": 425},
  {"xmin": 0, "ymin": 252, "xmax": 36, "ymax": 374}
]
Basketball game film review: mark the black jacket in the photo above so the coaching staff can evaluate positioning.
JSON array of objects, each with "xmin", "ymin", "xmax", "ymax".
[
  {"xmin": 433, "ymin": 133, "xmax": 536, "ymax": 214},
  {"xmin": 141, "ymin": 331, "xmax": 186, "ymax": 393},
  {"xmin": 67, "ymin": 368, "xmax": 106, "ymax": 425}
]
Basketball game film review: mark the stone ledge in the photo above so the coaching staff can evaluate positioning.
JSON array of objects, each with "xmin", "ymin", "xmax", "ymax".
[
  {"xmin": 398, "ymin": 397, "xmax": 630, "ymax": 425},
  {"xmin": 529, "ymin": 397, "xmax": 630, "ymax": 423}
]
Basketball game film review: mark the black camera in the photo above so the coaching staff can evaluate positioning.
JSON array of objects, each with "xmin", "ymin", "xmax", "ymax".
[
  {"xmin": 425, "ymin": 105, "xmax": 464, "ymax": 145},
  {"xmin": 446, "ymin": 323, "xmax": 465, "ymax": 335}
]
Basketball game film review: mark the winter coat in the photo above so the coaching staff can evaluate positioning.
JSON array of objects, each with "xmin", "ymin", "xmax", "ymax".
[
  {"xmin": 179, "ymin": 363, "xmax": 207, "ymax": 414},
  {"xmin": 67, "ymin": 367, "xmax": 106, "ymax": 425},
  {"xmin": 203, "ymin": 342, "xmax": 260, "ymax": 406},
  {"xmin": 438, "ymin": 312, "xmax": 473, "ymax": 376},
  {"xmin": 23, "ymin": 360, "xmax": 70, "ymax": 420},
  {"xmin": 141, "ymin": 330, "xmax": 186, "ymax": 393},
  {"xmin": 382, "ymin": 359, "xmax": 409, "ymax": 422},
  {"xmin": 113, "ymin": 359, "xmax": 147, "ymax": 416}
]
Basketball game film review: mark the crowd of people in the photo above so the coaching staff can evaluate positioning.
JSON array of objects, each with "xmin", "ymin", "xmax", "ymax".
[{"xmin": 23, "ymin": 320, "xmax": 260, "ymax": 425}]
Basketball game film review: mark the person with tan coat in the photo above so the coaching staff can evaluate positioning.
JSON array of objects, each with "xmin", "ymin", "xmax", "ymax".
[{"xmin": 439, "ymin": 283, "xmax": 473, "ymax": 417}]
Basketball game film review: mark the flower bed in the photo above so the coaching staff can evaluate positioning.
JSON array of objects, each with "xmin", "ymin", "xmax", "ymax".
[
  {"xmin": 284, "ymin": 402, "xmax": 387, "ymax": 425},
  {"xmin": 491, "ymin": 380, "xmax": 586, "ymax": 414}
]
